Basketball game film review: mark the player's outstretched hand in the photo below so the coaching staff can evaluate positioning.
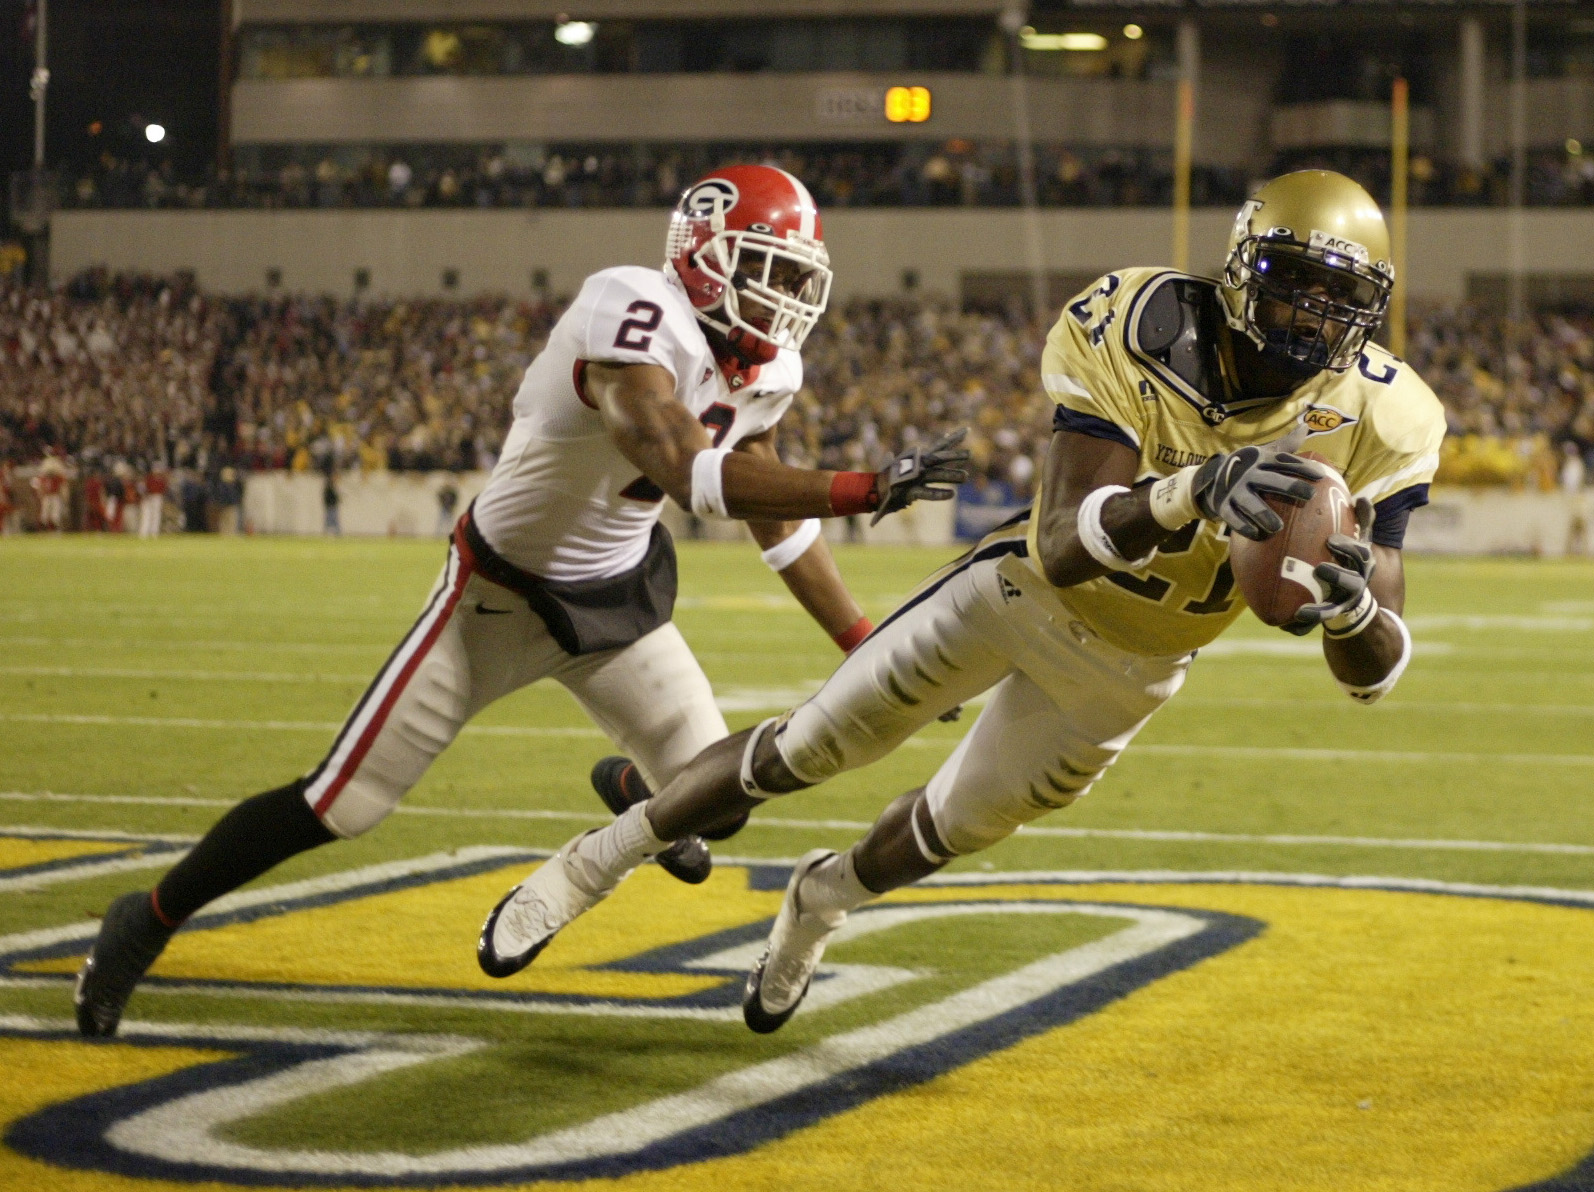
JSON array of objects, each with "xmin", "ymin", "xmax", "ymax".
[
  {"xmin": 1283, "ymin": 498, "xmax": 1376, "ymax": 636},
  {"xmin": 1191, "ymin": 446, "xmax": 1320, "ymax": 541},
  {"xmin": 870, "ymin": 428, "xmax": 971, "ymax": 526}
]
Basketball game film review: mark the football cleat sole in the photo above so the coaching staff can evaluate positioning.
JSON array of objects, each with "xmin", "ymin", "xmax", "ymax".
[
  {"xmin": 741, "ymin": 849, "xmax": 838, "ymax": 1034},
  {"xmin": 477, "ymin": 834, "xmax": 620, "ymax": 979},
  {"xmin": 74, "ymin": 890, "xmax": 174, "ymax": 1038},
  {"xmin": 742, "ymin": 947, "xmax": 810, "ymax": 1035},
  {"xmin": 589, "ymin": 756, "xmax": 719, "ymax": 884},
  {"xmin": 476, "ymin": 884, "xmax": 557, "ymax": 978}
]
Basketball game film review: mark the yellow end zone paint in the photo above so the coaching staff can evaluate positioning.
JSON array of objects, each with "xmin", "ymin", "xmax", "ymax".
[
  {"xmin": 4, "ymin": 877, "xmax": 1594, "ymax": 1191},
  {"xmin": 0, "ymin": 838, "xmax": 127, "ymax": 872},
  {"xmin": 23, "ymin": 862, "xmax": 781, "ymax": 1001}
]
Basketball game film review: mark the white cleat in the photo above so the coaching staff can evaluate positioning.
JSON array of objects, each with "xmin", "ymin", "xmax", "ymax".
[
  {"xmin": 743, "ymin": 848, "xmax": 844, "ymax": 1034},
  {"xmin": 477, "ymin": 832, "xmax": 627, "ymax": 978}
]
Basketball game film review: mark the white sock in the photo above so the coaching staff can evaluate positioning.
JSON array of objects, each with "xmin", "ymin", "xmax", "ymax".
[
  {"xmin": 567, "ymin": 803, "xmax": 665, "ymax": 892},
  {"xmin": 798, "ymin": 848, "xmax": 875, "ymax": 925}
]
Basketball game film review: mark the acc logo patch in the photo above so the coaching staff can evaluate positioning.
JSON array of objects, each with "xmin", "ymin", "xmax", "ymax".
[
  {"xmin": 1301, "ymin": 403, "xmax": 1358, "ymax": 436},
  {"xmin": 4, "ymin": 861, "xmax": 1594, "ymax": 1191},
  {"xmin": 681, "ymin": 178, "xmax": 739, "ymax": 219}
]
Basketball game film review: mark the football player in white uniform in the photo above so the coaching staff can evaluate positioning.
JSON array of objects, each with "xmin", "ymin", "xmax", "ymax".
[
  {"xmin": 473, "ymin": 171, "xmax": 1447, "ymax": 1029},
  {"xmin": 74, "ymin": 164, "xmax": 968, "ymax": 1037}
]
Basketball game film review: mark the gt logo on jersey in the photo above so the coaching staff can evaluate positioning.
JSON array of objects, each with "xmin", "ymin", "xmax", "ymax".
[{"xmin": 682, "ymin": 178, "xmax": 739, "ymax": 218}]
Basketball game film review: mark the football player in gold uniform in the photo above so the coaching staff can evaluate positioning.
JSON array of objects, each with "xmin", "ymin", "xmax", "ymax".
[{"xmin": 476, "ymin": 171, "xmax": 1448, "ymax": 1032}]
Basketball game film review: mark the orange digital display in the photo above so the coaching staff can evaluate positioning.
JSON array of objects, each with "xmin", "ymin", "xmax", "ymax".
[{"xmin": 884, "ymin": 86, "xmax": 932, "ymax": 124}]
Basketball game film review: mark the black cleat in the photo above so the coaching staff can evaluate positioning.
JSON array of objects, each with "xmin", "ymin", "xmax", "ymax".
[
  {"xmin": 74, "ymin": 891, "xmax": 175, "ymax": 1038},
  {"xmin": 589, "ymin": 756, "xmax": 716, "ymax": 885}
]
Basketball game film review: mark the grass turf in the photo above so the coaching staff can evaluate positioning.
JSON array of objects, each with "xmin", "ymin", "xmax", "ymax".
[{"xmin": 2, "ymin": 535, "xmax": 1594, "ymax": 1190}]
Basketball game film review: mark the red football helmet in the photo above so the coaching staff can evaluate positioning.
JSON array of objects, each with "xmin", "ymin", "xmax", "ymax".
[{"xmin": 665, "ymin": 164, "xmax": 832, "ymax": 364}]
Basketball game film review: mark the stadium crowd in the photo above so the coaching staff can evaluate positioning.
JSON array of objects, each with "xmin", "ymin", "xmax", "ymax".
[
  {"xmin": 4, "ymin": 270, "xmax": 1593, "ymax": 531},
  {"xmin": 60, "ymin": 144, "xmax": 1246, "ymax": 213},
  {"xmin": 56, "ymin": 144, "xmax": 1594, "ymax": 213}
]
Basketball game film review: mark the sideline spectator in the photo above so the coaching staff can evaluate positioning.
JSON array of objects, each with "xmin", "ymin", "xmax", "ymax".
[
  {"xmin": 139, "ymin": 464, "xmax": 168, "ymax": 537},
  {"xmin": 323, "ymin": 470, "xmax": 341, "ymax": 536},
  {"xmin": 435, "ymin": 479, "xmax": 458, "ymax": 536},
  {"xmin": 213, "ymin": 466, "xmax": 243, "ymax": 534},
  {"xmin": 31, "ymin": 454, "xmax": 67, "ymax": 530},
  {"xmin": 0, "ymin": 460, "xmax": 14, "ymax": 533},
  {"xmin": 82, "ymin": 467, "xmax": 106, "ymax": 532}
]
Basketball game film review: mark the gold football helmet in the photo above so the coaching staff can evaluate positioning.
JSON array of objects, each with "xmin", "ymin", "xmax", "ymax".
[{"xmin": 1220, "ymin": 170, "xmax": 1394, "ymax": 373}]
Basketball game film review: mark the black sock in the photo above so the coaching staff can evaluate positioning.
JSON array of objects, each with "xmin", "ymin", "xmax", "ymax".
[{"xmin": 153, "ymin": 780, "xmax": 336, "ymax": 926}]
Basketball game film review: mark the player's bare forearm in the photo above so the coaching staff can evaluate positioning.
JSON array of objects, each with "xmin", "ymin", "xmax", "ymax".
[
  {"xmin": 1323, "ymin": 545, "xmax": 1406, "ymax": 687},
  {"xmin": 739, "ymin": 432, "xmax": 867, "ymax": 637},
  {"xmin": 592, "ymin": 361, "xmax": 843, "ymax": 520},
  {"xmin": 761, "ymin": 525, "xmax": 864, "ymax": 636},
  {"xmin": 1034, "ymin": 431, "xmax": 1186, "ymax": 589}
]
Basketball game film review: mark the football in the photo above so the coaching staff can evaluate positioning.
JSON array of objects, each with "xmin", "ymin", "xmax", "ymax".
[{"xmin": 1229, "ymin": 451, "xmax": 1358, "ymax": 627}]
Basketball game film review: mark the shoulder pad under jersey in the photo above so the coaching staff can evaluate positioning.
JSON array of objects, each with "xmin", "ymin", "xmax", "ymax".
[{"xmin": 1130, "ymin": 275, "xmax": 1226, "ymax": 404}]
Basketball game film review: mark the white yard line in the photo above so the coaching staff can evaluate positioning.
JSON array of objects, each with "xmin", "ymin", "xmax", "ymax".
[
  {"xmin": 12, "ymin": 711, "xmax": 1594, "ymax": 770},
  {"xmin": 5, "ymin": 790, "xmax": 1594, "ymax": 858},
  {"xmin": 12, "ymin": 667, "xmax": 1594, "ymax": 719},
  {"xmin": 0, "ymin": 665, "xmax": 372, "ymax": 684}
]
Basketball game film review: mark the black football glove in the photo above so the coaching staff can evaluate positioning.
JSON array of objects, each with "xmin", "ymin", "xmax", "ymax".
[
  {"xmin": 870, "ymin": 429, "xmax": 971, "ymax": 527},
  {"xmin": 1190, "ymin": 446, "xmax": 1320, "ymax": 542},
  {"xmin": 1283, "ymin": 499, "xmax": 1377, "ymax": 636}
]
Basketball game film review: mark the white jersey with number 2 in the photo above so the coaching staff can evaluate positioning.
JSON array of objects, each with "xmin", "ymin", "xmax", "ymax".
[{"xmin": 471, "ymin": 265, "xmax": 801, "ymax": 582}]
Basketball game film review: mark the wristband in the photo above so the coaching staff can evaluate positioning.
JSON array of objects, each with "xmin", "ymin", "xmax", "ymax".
[
  {"xmin": 1149, "ymin": 465, "xmax": 1202, "ymax": 530},
  {"xmin": 828, "ymin": 471, "xmax": 878, "ymax": 517},
  {"xmin": 1337, "ymin": 610, "xmax": 1410, "ymax": 704},
  {"xmin": 833, "ymin": 615, "xmax": 873, "ymax": 653},
  {"xmin": 1076, "ymin": 486, "xmax": 1157, "ymax": 572},
  {"xmin": 1323, "ymin": 587, "xmax": 1379, "ymax": 638},
  {"xmin": 689, "ymin": 447, "xmax": 732, "ymax": 519},
  {"xmin": 761, "ymin": 519, "xmax": 820, "ymax": 572}
]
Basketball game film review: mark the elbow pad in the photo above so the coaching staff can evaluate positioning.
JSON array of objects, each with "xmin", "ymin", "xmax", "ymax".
[{"xmin": 1337, "ymin": 610, "xmax": 1411, "ymax": 705}]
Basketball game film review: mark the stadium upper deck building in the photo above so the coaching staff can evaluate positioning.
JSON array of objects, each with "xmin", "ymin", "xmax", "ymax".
[{"xmin": 44, "ymin": 0, "xmax": 1594, "ymax": 306}]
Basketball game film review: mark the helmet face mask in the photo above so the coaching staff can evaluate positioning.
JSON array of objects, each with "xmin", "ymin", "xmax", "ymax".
[
  {"xmin": 1233, "ymin": 241, "xmax": 1391, "ymax": 372},
  {"xmin": 665, "ymin": 165, "xmax": 833, "ymax": 364},
  {"xmin": 695, "ymin": 230, "xmax": 832, "ymax": 357},
  {"xmin": 1220, "ymin": 170, "xmax": 1394, "ymax": 377}
]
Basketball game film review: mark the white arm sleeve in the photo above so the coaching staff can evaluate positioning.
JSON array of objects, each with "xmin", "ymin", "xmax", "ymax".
[{"xmin": 1336, "ymin": 610, "xmax": 1412, "ymax": 705}]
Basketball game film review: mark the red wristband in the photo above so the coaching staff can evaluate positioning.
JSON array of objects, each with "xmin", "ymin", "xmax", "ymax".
[
  {"xmin": 833, "ymin": 616, "xmax": 874, "ymax": 653},
  {"xmin": 829, "ymin": 471, "xmax": 878, "ymax": 517}
]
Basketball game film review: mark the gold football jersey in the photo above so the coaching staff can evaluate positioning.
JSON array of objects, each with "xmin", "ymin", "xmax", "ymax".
[{"xmin": 1025, "ymin": 267, "xmax": 1447, "ymax": 657}]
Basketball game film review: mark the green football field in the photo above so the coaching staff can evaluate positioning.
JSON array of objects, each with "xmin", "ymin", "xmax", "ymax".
[{"xmin": 2, "ymin": 535, "xmax": 1594, "ymax": 1192}]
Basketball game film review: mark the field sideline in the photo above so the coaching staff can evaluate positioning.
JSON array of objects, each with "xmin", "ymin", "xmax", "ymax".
[{"xmin": 2, "ymin": 535, "xmax": 1594, "ymax": 1191}]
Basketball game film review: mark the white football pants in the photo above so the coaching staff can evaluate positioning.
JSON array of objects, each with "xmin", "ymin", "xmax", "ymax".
[
  {"xmin": 303, "ymin": 542, "xmax": 728, "ymax": 838},
  {"xmin": 774, "ymin": 523, "xmax": 1191, "ymax": 857}
]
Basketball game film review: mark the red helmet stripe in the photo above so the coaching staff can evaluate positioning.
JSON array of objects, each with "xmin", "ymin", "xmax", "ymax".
[{"xmin": 772, "ymin": 167, "xmax": 818, "ymax": 240}]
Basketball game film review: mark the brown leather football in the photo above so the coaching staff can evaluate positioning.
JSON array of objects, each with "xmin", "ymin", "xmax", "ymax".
[{"xmin": 1229, "ymin": 451, "xmax": 1358, "ymax": 627}]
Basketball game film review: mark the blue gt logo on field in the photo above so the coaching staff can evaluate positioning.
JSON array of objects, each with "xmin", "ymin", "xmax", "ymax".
[{"xmin": 3, "ymin": 857, "xmax": 1594, "ymax": 1190}]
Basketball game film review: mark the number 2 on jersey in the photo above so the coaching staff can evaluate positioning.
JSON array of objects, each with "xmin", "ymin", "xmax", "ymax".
[
  {"xmin": 619, "ymin": 402, "xmax": 737, "ymax": 503},
  {"xmin": 614, "ymin": 301, "xmax": 664, "ymax": 351}
]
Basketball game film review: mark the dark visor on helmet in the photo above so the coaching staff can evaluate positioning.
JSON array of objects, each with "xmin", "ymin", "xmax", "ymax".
[{"xmin": 1253, "ymin": 250, "xmax": 1385, "ymax": 310}]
